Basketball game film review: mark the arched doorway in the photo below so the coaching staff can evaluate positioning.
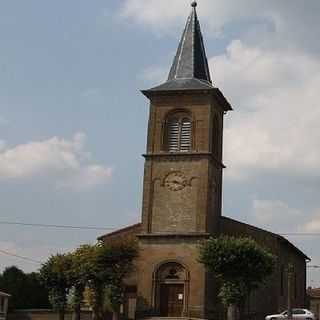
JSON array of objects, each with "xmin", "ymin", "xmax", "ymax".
[{"xmin": 153, "ymin": 262, "xmax": 189, "ymax": 317}]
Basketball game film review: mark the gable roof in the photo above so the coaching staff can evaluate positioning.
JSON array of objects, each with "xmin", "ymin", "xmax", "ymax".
[
  {"xmin": 98, "ymin": 218, "xmax": 309, "ymax": 261},
  {"xmin": 221, "ymin": 216, "xmax": 310, "ymax": 261},
  {"xmin": 97, "ymin": 223, "xmax": 142, "ymax": 242}
]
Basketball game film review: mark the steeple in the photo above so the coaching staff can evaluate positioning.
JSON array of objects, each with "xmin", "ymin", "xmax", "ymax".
[
  {"xmin": 143, "ymin": 1, "xmax": 216, "ymax": 93},
  {"xmin": 168, "ymin": 1, "xmax": 211, "ymax": 84},
  {"xmin": 142, "ymin": 2, "xmax": 232, "ymax": 111}
]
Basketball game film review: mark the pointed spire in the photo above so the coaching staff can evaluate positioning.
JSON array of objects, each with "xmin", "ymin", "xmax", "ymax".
[
  {"xmin": 143, "ymin": 2, "xmax": 215, "ymax": 94},
  {"xmin": 142, "ymin": 2, "xmax": 232, "ymax": 110},
  {"xmin": 167, "ymin": 1, "xmax": 212, "ymax": 83}
]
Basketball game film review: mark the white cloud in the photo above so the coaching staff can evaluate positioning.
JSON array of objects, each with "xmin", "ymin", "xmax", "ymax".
[
  {"xmin": 251, "ymin": 199, "xmax": 303, "ymax": 232},
  {"xmin": 252, "ymin": 200, "xmax": 320, "ymax": 235},
  {"xmin": 118, "ymin": 0, "xmax": 320, "ymax": 52},
  {"xmin": 213, "ymin": 41, "xmax": 320, "ymax": 179},
  {"xmin": 120, "ymin": 1, "xmax": 320, "ymax": 180},
  {"xmin": 303, "ymin": 211, "xmax": 320, "ymax": 233},
  {"xmin": 0, "ymin": 133, "xmax": 112, "ymax": 190},
  {"xmin": 119, "ymin": 0, "xmax": 267, "ymax": 34}
]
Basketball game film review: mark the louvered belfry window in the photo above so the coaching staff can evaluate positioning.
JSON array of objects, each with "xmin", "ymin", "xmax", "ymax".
[{"xmin": 165, "ymin": 113, "xmax": 192, "ymax": 152}]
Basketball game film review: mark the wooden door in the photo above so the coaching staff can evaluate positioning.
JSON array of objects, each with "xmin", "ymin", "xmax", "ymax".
[{"xmin": 160, "ymin": 284, "xmax": 184, "ymax": 317}]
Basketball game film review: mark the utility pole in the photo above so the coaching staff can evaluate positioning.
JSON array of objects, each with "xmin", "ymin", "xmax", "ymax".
[{"xmin": 287, "ymin": 263, "xmax": 294, "ymax": 320}]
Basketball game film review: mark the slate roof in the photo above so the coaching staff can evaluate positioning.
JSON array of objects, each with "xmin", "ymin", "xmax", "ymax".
[
  {"xmin": 168, "ymin": 1, "xmax": 211, "ymax": 83},
  {"xmin": 144, "ymin": 1, "xmax": 214, "ymax": 92},
  {"xmin": 144, "ymin": 78, "xmax": 214, "ymax": 92}
]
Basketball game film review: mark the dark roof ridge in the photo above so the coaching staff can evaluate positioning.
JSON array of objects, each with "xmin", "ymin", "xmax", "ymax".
[
  {"xmin": 221, "ymin": 216, "xmax": 310, "ymax": 260},
  {"xmin": 97, "ymin": 223, "xmax": 142, "ymax": 241}
]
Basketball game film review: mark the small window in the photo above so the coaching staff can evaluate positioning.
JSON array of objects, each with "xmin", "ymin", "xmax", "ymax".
[{"xmin": 165, "ymin": 112, "xmax": 192, "ymax": 152}]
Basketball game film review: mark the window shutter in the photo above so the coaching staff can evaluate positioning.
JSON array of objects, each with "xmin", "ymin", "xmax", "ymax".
[
  {"xmin": 167, "ymin": 118, "xmax": 180, "ymax": 152},
  {"xmin": 180, "ymin": 118, "xmax": 192, "ymax": 151}
]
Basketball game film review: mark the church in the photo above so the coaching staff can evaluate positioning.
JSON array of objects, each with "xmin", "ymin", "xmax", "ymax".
[{"xmin": 98, "ymin": 2, "xmax": 309, "ymax": 319}]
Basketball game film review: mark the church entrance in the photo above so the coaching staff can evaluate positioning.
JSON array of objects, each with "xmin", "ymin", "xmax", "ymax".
[
  {"xmin": 160, "ymin": 283, "xmax": 184, "ymax": 317},
  {"xmin": 153, "ymin": 262, "xmax": 189, "ymax": 317}
]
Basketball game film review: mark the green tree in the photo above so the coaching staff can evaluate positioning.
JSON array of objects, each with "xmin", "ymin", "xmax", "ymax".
[
  {"xmin": 199, "ymin": 236, "xmax": 275, "ymax": 320},
  {"xmin": 39, "ymin": 254, "xmax": 73, "ymax": 320},
  {"xmin": 80, "ymin": 239, "xmax": 138, "ymax": 320},
  {"xmin": 0, "ymin": 266, "xmax": 50, "ymax": 310},
  {"xmin": 25, "ymin": 272, "xmax": 51, "ymax": 309},
  {"xmin": 100, "ymin": 239, "xmax": 138, "ymax": 320},
  {"xmin": 68, "ymin": 245, "xmax": 100, "ymax": 320}
]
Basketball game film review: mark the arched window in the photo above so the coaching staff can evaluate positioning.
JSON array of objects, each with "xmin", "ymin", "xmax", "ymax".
[{"xmin": 165, "ymin": 112, "xmax": 192, "ymax": 152}]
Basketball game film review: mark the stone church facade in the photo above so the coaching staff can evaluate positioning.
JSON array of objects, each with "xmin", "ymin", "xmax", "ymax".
[{"xmin": 99, "ymin": 2, "xmax": 309, "ymax": 319}]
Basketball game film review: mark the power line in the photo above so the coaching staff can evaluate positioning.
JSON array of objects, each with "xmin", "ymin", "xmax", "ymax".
[
  {"xmin": 281, "ymin": 233, "xmax": 320, "ymax": 236},
  {"xmin": 1, "ymin": 220, "xmax": 320, "ymax": 237},
  {"xmin": 0, "ymin": 221, "xmax": 117, "ymax": 231},
  {"xmin": 0, "ymin": 249, "xmax": 42, "ymax": 264}
]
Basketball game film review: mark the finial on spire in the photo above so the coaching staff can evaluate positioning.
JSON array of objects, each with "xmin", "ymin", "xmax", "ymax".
[{"xmin": 191, "ymin": 1, "xmax": 197, "ymax": 8}]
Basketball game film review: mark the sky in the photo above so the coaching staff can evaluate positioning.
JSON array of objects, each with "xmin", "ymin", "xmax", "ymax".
[{"xmin": 0, "ymin": 0, "xmax": 320, "ymax": 286}]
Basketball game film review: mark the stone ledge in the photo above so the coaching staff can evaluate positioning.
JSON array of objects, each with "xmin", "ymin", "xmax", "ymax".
[
  {"xmin": 142, "ymin": 153, "xmax": 225, "ymax": 168},
  {"xmin": 137, "ymin": 233, "xmax": 211, "ymax": 239}
]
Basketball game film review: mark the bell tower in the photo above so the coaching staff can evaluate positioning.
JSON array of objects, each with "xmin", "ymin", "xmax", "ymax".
[
  {"xmin": 136, "ymin": 3, "xmax": 232, "ymax": 318},
  {"xmin": 140, "ymin": 1, "xmax": 232, "ymax": 236}
]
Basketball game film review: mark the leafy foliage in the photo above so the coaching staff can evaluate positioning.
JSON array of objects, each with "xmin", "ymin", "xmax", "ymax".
[
  {"xmin": 92, "ymin": 239, "xmax": 138, "ymax": 317},
  {"xmin": 39, "ymin": 253, "xmax": 73, "ymax": 318},
  {"xmin": 0, "ymin": 266, "xmax": 50, "ymax": 310},
  {"xmin": 39, "ymin": 238, "xmax": 138, "ymax": 320},
  {"xmin": 199, "ymin": 236, "xmax": 275, "ymax": 306}
]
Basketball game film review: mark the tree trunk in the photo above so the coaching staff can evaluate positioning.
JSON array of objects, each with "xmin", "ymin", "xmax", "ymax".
[
  {"xmin": 73, "ymin": 285, "xmax": 84, "ymax": 320},
  {"xmin": 74, "ymin": 303, "xmax": 81, "ymax": 320},
  {"xmin": 59, "ymin": 308, "xmax": 65, "ymax": 320},
  {"xmin": 92, "ymin": 304, "xmax": 102, "ymax": 320},
  {"xmin": 112, "ymin": 311, "xmax": 119, "ymax": 320},
  {"xmin": 227, "ymin": 304, "xmax": 240, "ymax": 320},
  {"xmin": 91, "ymin": 288, "xmax": 103, "ymax": 320}
]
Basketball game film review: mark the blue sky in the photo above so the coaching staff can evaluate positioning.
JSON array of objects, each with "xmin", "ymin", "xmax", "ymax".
[{"xmin": 1, "ymin": 0, "xmax": 320, "ymax": 286}]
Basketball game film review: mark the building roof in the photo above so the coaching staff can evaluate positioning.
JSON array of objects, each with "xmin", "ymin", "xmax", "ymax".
[
  {"xmin": 144, "ymin": 78, "xmax": 214, "ymax": 92},
  {"xmin": 307, "ymin": 287, "xmax": 320, "ymax": 298},
  {"xmin": 168, "ymin": 1, "xmax": 211, "ymax": 84},
  {"xmin": 97, "ymin": 223, "xmax": 142, "ymax": 242},
  {"xmin": 144, "ymin": 2, "xmax": 215, "ymax": 93},
  {"xmin": 221, "ymin": 216, "xmax": 310, "ymax": 261},
  {"xmin": 98, "ymin": 218, "xmax": 310, "ymax": 261},
  {"xmin": 0, "ymin": 291, "xmax": 11, "ymax": 297}
]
